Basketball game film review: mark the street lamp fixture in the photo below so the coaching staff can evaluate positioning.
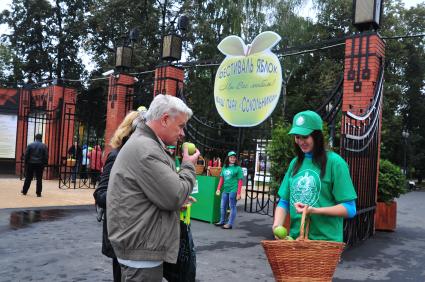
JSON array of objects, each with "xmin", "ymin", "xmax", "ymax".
[
  {"xmin": 352, "ymin": 0, "xmax": 383, "ymax": 31},
  {"xmin": 161, "ymin": 15, "xmax": 189, "ymax": 62}
]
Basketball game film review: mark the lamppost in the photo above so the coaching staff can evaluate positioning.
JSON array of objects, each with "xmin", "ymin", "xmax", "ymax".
[
  {"xmin": 402, "ymin": 130, "xmax": 409, "ymax": 176},
  {"xmin": 157, "ymin": 0, "xmax": 188, "ymax": 62},
  {"xmin": 159, "ymin": 0, "xmax": 167, "ymax": 59},
  {"xmin": 326, "ymin": 102, "xmax": 335, "ymax": 148}
]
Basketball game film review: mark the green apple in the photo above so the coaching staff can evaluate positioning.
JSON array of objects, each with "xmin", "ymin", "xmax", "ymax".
[
  {"xmin": 273, "ymin": 226, "xmax": 287, "ymax": 239},
  {"xmin": 182, "ymin": 142, "xmax": 196, "ymax": 155},
  {"xmin": 285, "ymin": 236, "xmax": 294, "ymax": 240}
]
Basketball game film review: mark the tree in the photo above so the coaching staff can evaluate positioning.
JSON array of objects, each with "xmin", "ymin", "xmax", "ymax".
[{"xmin": 0, "ymin": 0, "xmax": 54, "ymax": 83}]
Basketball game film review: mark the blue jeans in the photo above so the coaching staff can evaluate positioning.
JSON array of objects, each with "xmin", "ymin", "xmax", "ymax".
[{"xmin": 219, "ymin": 191, "xmax": 237, "ymax": 226}]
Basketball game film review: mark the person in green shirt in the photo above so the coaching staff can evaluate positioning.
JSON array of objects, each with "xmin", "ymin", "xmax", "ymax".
[
  {"xmin": 273, "ymin": 110, "xmax": 357, "ymax": 242},
  {"xmin": 167, "ymin": 145, "xmax": 181, "ymax": 172},
  {"xmin": 214, "ymin": 151, "xmax": 244, "ymax": 229}
]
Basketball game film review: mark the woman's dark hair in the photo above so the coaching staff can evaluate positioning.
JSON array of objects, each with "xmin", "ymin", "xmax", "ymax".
[
  {"xmin": 223, "ymin": 155, "xmax": 240, "ymax": 168},
  {"xmin": 292, "ymin": 130, "xmax": 327, "ymax": 178}
]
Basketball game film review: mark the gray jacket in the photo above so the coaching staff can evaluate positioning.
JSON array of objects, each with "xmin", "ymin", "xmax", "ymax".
[{"xmin": 106, "ymin": 123, "xmax": 196, "ymax": 263}]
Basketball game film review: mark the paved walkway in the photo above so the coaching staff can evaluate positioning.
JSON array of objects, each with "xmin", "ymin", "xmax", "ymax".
[
  {"xmin": 0, "ymin": 177, "xmax": 424, "ymax": 281},
  {"xmin": 0, "ymin": 177, "xmax": 95, "ymax": 209}
]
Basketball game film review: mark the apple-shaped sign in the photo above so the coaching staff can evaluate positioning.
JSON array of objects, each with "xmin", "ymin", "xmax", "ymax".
[
  {"xmin": 182, "ymin": 142, "xmax": 196, "ymax": 155},
  {"xmin": 273, "ymin": 225, "xmax": 287, "ymax": 239},
  {"xmin": 214, "ymin": 31, "xmax": 282, "ymax": 127}
]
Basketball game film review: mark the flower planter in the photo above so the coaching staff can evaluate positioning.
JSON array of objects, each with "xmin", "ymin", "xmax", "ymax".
[{"xmin": 375, "ymin": 201, "xmax": 397, "ymax": 231}]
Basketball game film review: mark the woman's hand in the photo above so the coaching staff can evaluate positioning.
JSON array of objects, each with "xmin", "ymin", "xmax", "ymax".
[
  {"xmin": 215, "ymin": 190, "xmax": 220, "ymax": 196},
  {"xmin": 236, "ymin": 194, "xmax": 241, "ymax": 200},
  {"xmin": 294, "ymin": 202, "xmax": 316, "ymax": 215}
]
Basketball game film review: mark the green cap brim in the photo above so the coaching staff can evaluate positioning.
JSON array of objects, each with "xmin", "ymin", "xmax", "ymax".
[
  {"xmin": 288, "ymin": 127, "xmax": 314, "ymax": 136},
  {"xmin": 228, "ymin": 151, "xmax": 236, "ymax": 156}
]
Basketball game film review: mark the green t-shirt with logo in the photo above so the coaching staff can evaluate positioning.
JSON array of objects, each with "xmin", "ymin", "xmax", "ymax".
[
  {"xmin": 220, "ymin": 165, "xmax": 244, "ymax": 193},
  {"xmin": 278, "ymin": 151, "xmax": 357, "ymax": 242}
]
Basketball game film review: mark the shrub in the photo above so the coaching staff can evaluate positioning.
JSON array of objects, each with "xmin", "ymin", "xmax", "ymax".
[
  {"xmin": 378, "ymin": 159, "xmax": 407, "ymax": 203},
  {"xmin": 267, "ymin": 122, "xmax": 295, "ymax": 195}
]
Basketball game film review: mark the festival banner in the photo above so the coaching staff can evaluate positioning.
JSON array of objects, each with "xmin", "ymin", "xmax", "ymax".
[{"xmin": 214, "ymin": 31, "xmax": 282, "ymax": 127}]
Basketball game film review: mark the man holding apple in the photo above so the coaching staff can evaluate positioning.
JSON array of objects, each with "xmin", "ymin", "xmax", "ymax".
[{"xmin": 107, "ymin": 94, "xmax": 200, "ymax": 282}]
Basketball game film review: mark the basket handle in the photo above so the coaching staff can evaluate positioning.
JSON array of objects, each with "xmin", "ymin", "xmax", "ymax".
[{"xmin": 298, "ymin": 205, "xmax": 311, "ymax": 241}]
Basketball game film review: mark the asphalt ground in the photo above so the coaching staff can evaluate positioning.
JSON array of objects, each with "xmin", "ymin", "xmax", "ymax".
[{"xmin": 0, "ymin": 177, "xmax": 424, "ymax": 281}]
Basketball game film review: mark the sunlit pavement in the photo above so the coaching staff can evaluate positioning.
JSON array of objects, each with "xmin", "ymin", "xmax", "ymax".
[{"xmin": 0, "ymin": 177, "xmax": 424, "ymax": 281}]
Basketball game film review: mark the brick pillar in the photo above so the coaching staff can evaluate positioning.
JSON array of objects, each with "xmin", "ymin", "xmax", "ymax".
[
  {"xmin": 15, "ymin": 88, "xmax": 31, "ymax": 176},
  {"xmin": 153, "ymin": 65, "xmax": 184, "ymax": 97},
  {"xmin": 104, "ymin": 73, "xmax": 135, "ymax": 158},
  {"xmin": 342, "ymin": 32, "xmax": 385, "ymax": 206},
  {"xmin": 53, "ymin": 86, "xmax": 77, "ymax": 179},
  {"xmin": 342, "ymin": 33, "xmax": 385, "ymax": 114}
]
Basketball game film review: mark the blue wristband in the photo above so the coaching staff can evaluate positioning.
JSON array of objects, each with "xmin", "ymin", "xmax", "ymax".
[
  {"xmin": 277, "ymin": 199, "xmax": 289, "ymax": 212},
  {"xmin": 341, "ymin": 200, "xmax": 356, "ymax": 218}
]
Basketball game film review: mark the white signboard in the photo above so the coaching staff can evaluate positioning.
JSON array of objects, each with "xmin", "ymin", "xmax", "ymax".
[{"xmin": 0, "ymin": 114, "xmax": 17, "ymax": 158}]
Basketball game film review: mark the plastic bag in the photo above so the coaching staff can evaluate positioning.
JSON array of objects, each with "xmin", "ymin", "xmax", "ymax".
[{"xmin": 163, "ymin": 221, "xmax": 196, "ymax": 282}]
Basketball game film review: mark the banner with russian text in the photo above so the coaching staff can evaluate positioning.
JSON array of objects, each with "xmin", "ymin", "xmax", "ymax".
[{"xmin": 214, "ymin": 31, "xmax": 282, "ymax": 127}]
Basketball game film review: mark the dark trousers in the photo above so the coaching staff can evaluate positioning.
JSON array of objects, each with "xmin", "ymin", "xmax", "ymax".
[
  {"xmin": 113, "ymin": 257, "xmax": 121, "ymax": 282},
  {"xmin": 120, "ymin": 263, "xmax": 163, "ymax": 282},
  {"xmin": 22, "ymin": 164, "xmax": 44, "ymax": 195}
]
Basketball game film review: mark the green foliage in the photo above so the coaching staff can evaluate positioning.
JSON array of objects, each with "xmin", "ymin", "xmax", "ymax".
[
  {"xmin": 378, "ymin": 159, "xmax": 407, "ymax": 203},
  {"xmin": 267, "ymin": 121, "xmax": 295, "ymax": 195}
]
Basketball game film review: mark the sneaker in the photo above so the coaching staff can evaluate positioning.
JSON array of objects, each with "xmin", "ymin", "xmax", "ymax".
[
  {"xmin": 222, "ymin": 224, "xmax": 232, "ymax": 229},
  {"xmin": 214, "ymin": 222, "xmax": 224, "ymax": 227},
  {"xmin": 36, "ymin": 194, "xmax": 42, "ymax": 197},
  {"xmin": 21, "ymin": 190, "xmax": 26, "ymax": 196}
]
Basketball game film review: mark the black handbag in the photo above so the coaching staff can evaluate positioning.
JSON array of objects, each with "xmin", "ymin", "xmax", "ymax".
[{"xmin": 163, "ymin": 221, "xmax": 196, "ymax": 282}]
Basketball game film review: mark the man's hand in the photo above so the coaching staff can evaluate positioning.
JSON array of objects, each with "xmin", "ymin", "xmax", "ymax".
[
  {"xmin": 236, "ymin": 194, "xmax": 241, "ymax": 200},
  {"xmin": 182, "ymin": 145, "xmax": 200, "ymax": 165},
  {"xmin": 215, "ymin": 190, "xmax": 220, "ymax": 196}
]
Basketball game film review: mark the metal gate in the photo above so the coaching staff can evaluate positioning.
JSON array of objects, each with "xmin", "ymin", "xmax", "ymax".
[
  {"xmin": 58, "ymin": 99, "xmax": 106, "ymax": 189},
  {"xmin": 16, "ymin": 87, "xmax": 63, "ymax": 180}
]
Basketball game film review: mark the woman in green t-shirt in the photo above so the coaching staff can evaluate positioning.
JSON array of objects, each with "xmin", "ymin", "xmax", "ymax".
[
  {"xmin": 273, "ymin": 110, "xmax": 357, "ymax": 242},
  {"xmin": 214, "ymin": 151, "xmax": 244, "ymax": 229}
]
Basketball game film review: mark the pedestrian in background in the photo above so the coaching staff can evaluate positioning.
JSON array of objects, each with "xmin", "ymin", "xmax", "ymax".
[
  {"xmin": 81, "ymin": 144, "xmax": 90, "ymax": 181},
  {"xmin": 215, "ymin": 151, "xmax": 244, "ymax": 229},
  {"xmin": 93, "ymin": 110, "xmax": 140, "ymax": 282},
  {"xmin": 21, "ymin": 133, "xmax": 48, "ymax": 197},
  {"xmin": 88, "ymin": 145, "xmax": 103, "ymax": 185},
  {"xmin": 273, "ymin": 110, "xmax": 357, "ymax": 242},
  {"xmin": 68, "ymin": 141, "xmax": 82, "ymax": 183},
  {"xmin": 107, "ymin": 94, "xmax": 199, "ymax": 282}
]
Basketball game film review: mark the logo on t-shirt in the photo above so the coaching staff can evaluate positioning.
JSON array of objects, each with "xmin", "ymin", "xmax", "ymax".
[
  {"xmin": 223, "ymin": 168, "xmax": 233, "ymax": 180},
  {"xmin": 290, "ymin": 169, "xmax": 321, "ymax": 207}
]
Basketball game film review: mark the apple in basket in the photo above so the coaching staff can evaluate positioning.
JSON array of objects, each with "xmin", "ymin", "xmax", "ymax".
[
  {"xmin": 273, "ymin": 226, "xmax": 287, "ymax": 239},
  {"xmin": 182, "ymin": 142, "xmax": 196, "ymax": 155},
  {"xmin": 285, "ymin": 236, "xmax": 294, "ymax": 240}
]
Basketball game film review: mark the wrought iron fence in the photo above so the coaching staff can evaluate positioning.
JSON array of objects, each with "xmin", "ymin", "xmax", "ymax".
[{"xmin": 340, "ymin": 65, "xmax": 384, "ymax": 246}]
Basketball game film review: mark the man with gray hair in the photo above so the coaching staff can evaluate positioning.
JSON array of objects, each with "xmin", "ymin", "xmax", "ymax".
[{"xmin": 107, "ymin": 94, "xmax": 199, "ymax": 282}]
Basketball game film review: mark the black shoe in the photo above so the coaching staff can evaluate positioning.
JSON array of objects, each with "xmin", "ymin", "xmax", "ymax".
[
  {"xmin": 36, "ymin": 194, "xmax": 41, "ymax": 197},
  {"xmin": 214, "ymin": 222, "xmax": 224, "ymax": 227},
  {"xmin": 222, "ymin": 224, "xmax": 232, "ymax": 229},
  {"xmin": 21, "ymin": 190, "xmax": 26, "ymax": 196}
]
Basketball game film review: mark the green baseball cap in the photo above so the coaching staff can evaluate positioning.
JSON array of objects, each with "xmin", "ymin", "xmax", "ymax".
[
  {"xmin": 289, "ymin": 110, "xmax": 323, "ymax": 136},
  {"xmin": 227, "ymin": 151, "xmax": 237, "ymax": 157}
]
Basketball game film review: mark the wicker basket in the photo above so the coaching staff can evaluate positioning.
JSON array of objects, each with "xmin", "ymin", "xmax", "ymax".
[
  {"xmin": 195, "ymin": 156, "xmax": 205, "ymax": 175},
  {"xmin": 261, "ymin": 207, "xmax": 345, "ymax": 282},
  {"xmin": 66, "ymin": 158, "xmax": 76, "ymax": 167},
  {"xmin": 209, "ymin": 167, "xmax": 222, "ymax": 177}
]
